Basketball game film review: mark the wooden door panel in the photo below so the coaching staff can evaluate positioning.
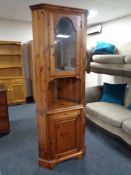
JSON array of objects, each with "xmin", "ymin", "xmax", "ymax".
[
  {"xmin": 55, "ymin": 118, "xmax": 77, "ymax": 154},
  {"xmin": 11, "ymin": 84, "xmax": 25, "ymax": 104},
  {"xmin": 49, "ymin": 110, "xmax": 81, "ymax": 157}
]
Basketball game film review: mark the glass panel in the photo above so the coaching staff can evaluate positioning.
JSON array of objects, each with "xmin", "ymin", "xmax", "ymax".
[{"xmin": 54, "ymin": 17, "xmax": 76, "ymax": 71}]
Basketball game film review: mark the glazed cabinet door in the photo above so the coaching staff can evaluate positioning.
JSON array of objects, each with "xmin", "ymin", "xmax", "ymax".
[
  {"xmin": 49, "ymin": 110, "xmax": 82, "ymax": 158},
  {"xmin": 49, "ymin": 12, "xmax": 82, "ymax": 77}
]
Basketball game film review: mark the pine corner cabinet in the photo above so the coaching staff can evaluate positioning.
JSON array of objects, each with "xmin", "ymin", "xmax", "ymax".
[
  {"xmin": 30, "ymin": 4, "xmax": 88, "ymax": 169},
  {"xmin": 0, "ymin": 41, "xmax": 26, "ymax": 105}
]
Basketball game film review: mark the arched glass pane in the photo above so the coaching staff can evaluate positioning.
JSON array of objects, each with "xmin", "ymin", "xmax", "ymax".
[{"xmin": 54, "ymin": 17, "xmax": 76, "ymax": 71}]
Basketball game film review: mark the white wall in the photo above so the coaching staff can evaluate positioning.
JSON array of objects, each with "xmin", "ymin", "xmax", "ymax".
[
  {"xmin": 0, "ymin": 18, "xmax": 32, "ymax": 42},
  {"xmin": 87, "ymin": 15, "xmax": 131, "ymax": 49},
  {"xmin": 86, "ymin": 15, "xmax": 131, "ymax": 87},
  {"xmin": 0, "ymin": 18, "xmax": 32, "ymax": 96}
]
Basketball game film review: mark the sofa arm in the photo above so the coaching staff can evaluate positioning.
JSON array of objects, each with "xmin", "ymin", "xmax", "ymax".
[{"xmin": 85, "ymin": 85, "xmax": 103, "ymax": 103}]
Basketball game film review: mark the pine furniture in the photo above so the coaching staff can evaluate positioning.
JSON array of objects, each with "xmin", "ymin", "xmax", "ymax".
[
  {"xmin": 30, "ymin": 3, "xmax": 88, "ymax": 169},
  {"xmin": 0, "ymin": 85, "xmax": 10, "ymax": 134},
  {"xmin": 0, "ymin": 41, "xmax": 26, "ymax": 105}
]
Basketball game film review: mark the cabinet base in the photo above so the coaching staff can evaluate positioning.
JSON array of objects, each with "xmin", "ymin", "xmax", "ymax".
[{"xmin": 38, "ymin": 149, "xmax": 84, "ymax": 169}]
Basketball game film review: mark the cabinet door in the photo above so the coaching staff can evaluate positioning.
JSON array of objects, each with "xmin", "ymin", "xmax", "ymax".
[
  {"xmin": 49, "ymin": 110, "xmax": 81, "ymax": 158},
  {"xmin": 50, "ymin": 13, "xmax": 82, "ymax": 77},
  {"xmin": 10, "ymin": 79, "xmax": 25, "ymax": 104}
]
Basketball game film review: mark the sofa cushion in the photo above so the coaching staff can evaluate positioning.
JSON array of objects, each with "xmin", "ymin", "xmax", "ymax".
[
  {"xmin": 85, "ymin": 86, "xmax": 103, "ymax": 103},
  {"xmin": 86, "ymin": 102, "xmax": 131, "ymax": 128},
  {"xmin": 94, "ymin": 42, "xmax": 116, "ymax": 54},
  {"xmin": 92, "ymin": 55, "xmax": 124, "ymax": 64},
  {"xmin": 124, "ymin": 55, "xmax": 131, "ymax": 64},
  {"xmin": 100, "ymin": 83, "xmax": 127, "ymax": 105},
  {"xmin": 122, "ymin": 119, "xmax": 131, "ymax": 135},
  {"xmin": 124, "ymin": 86, "xmax": 131, "ymax": 107},
  {"xmin": 90, "ymin": 62, "xmax": 124, "ymax": 75},
  {"xmin": 90, "ymin": 62, "xmax": 131, "ymax": 77}
]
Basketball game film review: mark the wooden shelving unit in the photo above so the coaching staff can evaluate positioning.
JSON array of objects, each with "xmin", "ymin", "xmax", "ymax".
[{"xmin": 0, "ymin": 41, "xmax": 26, "ymax": 105}]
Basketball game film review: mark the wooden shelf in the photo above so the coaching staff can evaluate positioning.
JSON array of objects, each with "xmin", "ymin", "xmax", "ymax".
[
  {"xmin": 0, "ymin": 53, "xmax": 21, "ymax": 56},
  {"xmin": 0, "ymin": 41, "xmax": 21, "ymax": 45},
  {"xmin": 0, "ymin": 65, "xmax": 22, "ymax": 68},
  {"xmin": 0, "ymin": 76, "xmax": 23, "ymax": 79},
  {"xmin": 47, "ymin": 99, "xmax": 83, "ymax": 114},
  {"xmin": 0, "ymin": 41, "xmax": 25, "ymax": 105}
]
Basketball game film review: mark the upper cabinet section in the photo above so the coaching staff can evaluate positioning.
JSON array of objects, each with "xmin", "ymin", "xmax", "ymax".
[
  {"xmin": 50, "ymin": 13, "xmax": 82, "ymax": 77},
  {"xmin": 30, "ymin": 4, "xmax": 88, "ymax": 78}
]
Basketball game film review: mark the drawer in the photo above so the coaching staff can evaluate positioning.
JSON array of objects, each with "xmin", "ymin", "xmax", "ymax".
[
  {"xmin": 0, "ymin": 106, "xmax": 8, "ymax": 118},
  {"xmin": 0, "ymin": 94, "xmax": 6, "ymax": 105},
  {"xmin": 0, "ymin": 118, "xmax": 10, "ymax": 133},
  {"xmin": 11, "ymin": 78, "xmax": 24, "ymax": 84}
]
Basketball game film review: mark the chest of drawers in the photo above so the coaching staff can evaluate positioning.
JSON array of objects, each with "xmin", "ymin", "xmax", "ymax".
[{"xmin": 0, "ymin": 85, "xmax": 10, "ymax": 134}]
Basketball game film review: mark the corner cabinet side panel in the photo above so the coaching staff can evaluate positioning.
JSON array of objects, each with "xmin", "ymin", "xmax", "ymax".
[
  {"xmin": 80, "ymin": 13, "xmax": 88, "ymax": 105},
  {"xmin": 31, "ymin": 9, "xmax": 50, "ymax": 110}
]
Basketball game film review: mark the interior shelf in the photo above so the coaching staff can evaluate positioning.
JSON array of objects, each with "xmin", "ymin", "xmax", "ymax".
[
  {"xmin": 0, "ymin": 76, "xmax": 24, "ymax": 79},
  {"xmin": 0, "ymin": 65, "xmax": 22, "ymax": 68},
  {"xmin": 0, "ymin": 53, "xmax": 21, "ymax": 56},
  {"xmin": 47, "ymin": 99, "xmax": 83, "ymax": 114},
  {"xmin": 0, "ymin": 41, "xmax": 21, "ymax": 45}
]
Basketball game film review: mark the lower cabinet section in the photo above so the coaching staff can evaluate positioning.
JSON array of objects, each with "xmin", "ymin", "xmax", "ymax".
[
  {"xmin": 37, "ymin": 108, "xmax": 85, "ymax": 169},
  {"xmin": 0, "ymin": 78, "xmax": 25, "ymax": 105}
]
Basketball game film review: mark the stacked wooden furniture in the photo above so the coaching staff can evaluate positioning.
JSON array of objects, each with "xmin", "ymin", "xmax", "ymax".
[
  {"xmin": 30, "ymin": 4, "xmax": 88, "ymax": 169},
  {"xmin": 0, "ymin": 85, "xmax": 10, "ymax": 134},
  {"xmin": 0, "ymin": 41, "xmax": 26, "ymax": 105}
]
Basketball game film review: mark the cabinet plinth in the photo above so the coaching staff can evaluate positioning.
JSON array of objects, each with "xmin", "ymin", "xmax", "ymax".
[{"xmin": 30, "ymin": 3, "xmax": 88, "ymax": 169}]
